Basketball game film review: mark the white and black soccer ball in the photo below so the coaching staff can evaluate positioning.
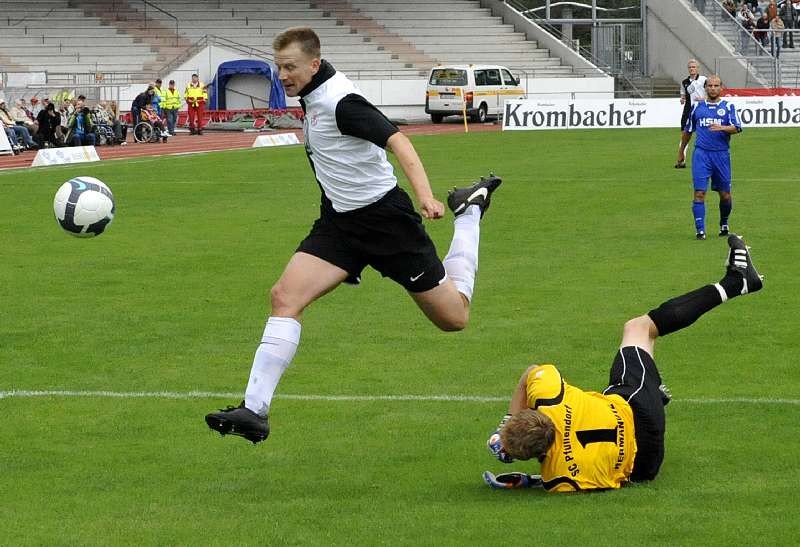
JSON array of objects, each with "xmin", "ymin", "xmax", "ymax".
[{"xmin": 53, "ymin": 176, "xmax": 116, "ymax": 237}]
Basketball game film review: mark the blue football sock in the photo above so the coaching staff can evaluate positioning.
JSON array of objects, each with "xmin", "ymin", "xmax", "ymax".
[
  {"xmin": 692, "ymin": 201, "xmax": 706, "ymax": 233},
  {"xmin": 719, "ymin": 199, "xmax": 732, "ymax": 226}
]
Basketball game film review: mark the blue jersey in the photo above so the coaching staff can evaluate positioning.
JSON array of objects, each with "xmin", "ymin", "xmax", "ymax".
[{"xmin": 684, "ymin": 99, "xmax": 741, "ymax": 152}]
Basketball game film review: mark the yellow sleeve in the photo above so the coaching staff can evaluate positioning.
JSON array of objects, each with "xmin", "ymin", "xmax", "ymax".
[{"xmin": 525, "ymin": 364, "xmax": 563, "ymax": 409}]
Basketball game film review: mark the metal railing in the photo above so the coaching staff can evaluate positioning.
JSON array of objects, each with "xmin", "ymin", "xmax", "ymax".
[
  {"xmin": 691, "ymin": 0, "xmax": 779, "ymax": 86},
  {"xmin": 132, "ymin": 0, "xmax": 180, "ymax": 46},
  {"xmin": 100, "ymin": 0, "xmax": 180, "ymax": 46},
  {"xmin": 505, "ymin": 0, "xmax": 646, "ymax": 96},
  {"xmin": 777, "ymin": 58, "xmax": 800, "ymax": 87}
]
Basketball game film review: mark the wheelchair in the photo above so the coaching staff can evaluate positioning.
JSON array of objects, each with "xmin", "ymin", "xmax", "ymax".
[
  {"xmin": 94, "ymin": 121, "xmax": 117, "ymax": 146},
  {"xmin": 89, "ymin": 111, "xmax": 122, "ymax": 146},
  {"xmin": 133, "ymin": 113, "xmax": 168, "ymax": 143}
]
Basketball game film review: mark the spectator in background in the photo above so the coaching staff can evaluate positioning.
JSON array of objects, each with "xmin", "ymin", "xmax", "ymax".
[
  {"xmin": 66, "ymin": 106, "xmax": 96, "ymax": 147},
  {"xmin": 2, "ymin": 120, "xmax": 24, "ymax": 153},
  {"xmin": 737, "ymin": 3, "xmax": 757, "ymax": 53},
  {"xmin": 9, "ymin": 99, "xmax": 38, "ymax": 136},
  {"xmin": 74, "ymin": 95, "xmax": 86, "ymax": 113},
  {"xmin": 152, "ymin": 78, "xmax": 164, "ymax": 116},
  {"xmin": 35, "ymin": 102, "xmax": 62, "ymax": 148},
  {"xmin": 722, "ymin": 0, "xmax": 737, "ymax": 16},
  {"xmin": 95, "ymin": 101, "xmax": 126, "ymax": 145},
  {"xmin": 58, "ymin": 101, "xmax": 71, "ymax": 132},
  {"xmin": 161, "ymin": 79, "xmax": 181, "ymax": 136},
  {"xmin": 781, "ymin": 0, "xmax": 796, "ymax": 48},
  {"xmin": 108, "ymin": 101, "xmax": 128, "ymax": 146},
  {"xmin": 108, "ymin": 101, "xmax": 128, "ymax": 144},
  {"xmin": 30, "ymin": 97, "xmax": 43, "ymax": 117},
  {"xmin": 185, "ymin": 73, "xmax": 208, "ymax": 135},
  {"xmin": 755, "ymin": 12, "xmax": 771, "ymax": 49},
  {"xmin": 0, "ymin": 99, "xmax": 38, "ymax": 149},
  {"xmin": 19, "ymin": 98, "xmax": 36, "ymax": 122},
  {"xmin": 131, "ymin": 85, "xmax": 155, "ymax": 126},
  {"xmin": 770, "ymin": 13, "xmax": 785, "ymax": 56},
  {"xmin": 767, "ymin": 0, "xmax": 778, "ymax": 21}
]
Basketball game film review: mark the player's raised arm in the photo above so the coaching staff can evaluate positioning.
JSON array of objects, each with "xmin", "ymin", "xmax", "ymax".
[{"xmin": 386, "ymin": 132, "xmax": 444, "ymax": 220}]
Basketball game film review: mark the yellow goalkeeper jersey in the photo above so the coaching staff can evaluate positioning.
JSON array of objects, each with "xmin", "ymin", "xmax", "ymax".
[{"xmin": 526, "ymin": 364, "xmax": 637, "ymax": 492}]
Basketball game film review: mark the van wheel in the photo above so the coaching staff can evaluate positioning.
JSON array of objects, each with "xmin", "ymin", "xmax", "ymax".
[
  {"xmin": 431, "ymin": 114, "xmax": 443, "ymax": 124},
  {"xmin": 477, "ymin": 103, "xmax": 488, "ymax": 123}
]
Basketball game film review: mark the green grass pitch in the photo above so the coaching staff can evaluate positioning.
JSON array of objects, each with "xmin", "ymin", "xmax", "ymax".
[{"xmin": 1, "ymin": 128, "xmax": 798, "ymax": 545}]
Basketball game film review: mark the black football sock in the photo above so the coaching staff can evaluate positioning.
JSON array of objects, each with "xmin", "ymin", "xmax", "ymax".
[
  {"xmin": 647, "ymin": 285, "xmax": 724, "ymax": 337},
  {"xmin": 718, "ymin": 272, "xmax": 745, "ymax": 300}
]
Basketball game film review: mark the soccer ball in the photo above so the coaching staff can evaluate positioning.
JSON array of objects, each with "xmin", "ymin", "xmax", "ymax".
[{"xmin": 53, "ymin": 176, "xmax": 116, "ymax": 237}]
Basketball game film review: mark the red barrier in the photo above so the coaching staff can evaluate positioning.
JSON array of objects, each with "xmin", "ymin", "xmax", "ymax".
[
  {"xmin": 724, "ymin": 88, "xmax": 800, "ymax": 96},
  {"xmin": 122, "ymin": 107, "xmax": 304, "ymax": 125}
]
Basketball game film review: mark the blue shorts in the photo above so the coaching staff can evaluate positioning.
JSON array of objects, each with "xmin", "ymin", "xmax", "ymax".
[{"xmin": 692, "ymin": 147, "xmax": 731, "ymax": 192}]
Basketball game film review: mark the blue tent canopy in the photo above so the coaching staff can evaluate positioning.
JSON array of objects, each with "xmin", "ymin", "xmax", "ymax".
[{"xmin": 207, "ymin": 59, "xmax": 286, "ymax": 110}]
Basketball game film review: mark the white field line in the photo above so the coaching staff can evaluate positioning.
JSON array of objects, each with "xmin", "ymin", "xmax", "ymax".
[{"xmin": 0, "ymin": 390, "xmax": 798, "ymax": 405}]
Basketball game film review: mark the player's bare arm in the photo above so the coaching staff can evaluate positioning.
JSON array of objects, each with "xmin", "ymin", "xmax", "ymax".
[
  {"xmin": 386, "ymin": 132, "xmax": 444, "ymax": 220},
  {"xmin": 508, "ymin": 366, "xmax": 537, "ymax": 414}
]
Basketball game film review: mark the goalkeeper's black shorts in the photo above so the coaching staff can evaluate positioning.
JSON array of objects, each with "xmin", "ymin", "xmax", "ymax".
[
  {"xmin": 297, "ymin": 186, "xmax": 446, "ymax": 293},
  {"xmin": 603, "ymin": 346, "xmax": 666, "ymax": 482}
]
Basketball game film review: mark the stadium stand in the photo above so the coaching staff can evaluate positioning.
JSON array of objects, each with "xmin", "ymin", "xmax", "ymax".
[
  {"xmin": 330, "ymin": 0, "xmax": 577, "ymax": 76},
  {"xmin": 0, "ymin": 0, "xmax": 580, "ymax": 81},
  {"xmin": 0, "ymin": 1, "xmax": 161, "ymax": 75}
]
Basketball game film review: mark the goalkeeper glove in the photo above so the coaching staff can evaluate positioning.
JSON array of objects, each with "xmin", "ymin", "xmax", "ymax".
[
  {"xmin": 483, "ymin": 471, "xmax": 544, "ymax": 490},
  {"xmin": 487, "ymin": 413, "xmax": 514, "ymax": 464}
]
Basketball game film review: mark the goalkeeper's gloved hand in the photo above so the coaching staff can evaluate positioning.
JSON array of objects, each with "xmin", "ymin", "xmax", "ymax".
[
  {"xmin": 483, "ymin": 471, "xmax": 544, "ymax": 490},
  {"xmin": 487, "ymin": 413, "xmax": 514, "ymax": 464}
]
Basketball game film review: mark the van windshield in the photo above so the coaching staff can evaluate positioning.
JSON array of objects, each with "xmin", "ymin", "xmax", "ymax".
[{"xmin": 429, "ymin": 69, "xmax": 468, "ymax": 86}]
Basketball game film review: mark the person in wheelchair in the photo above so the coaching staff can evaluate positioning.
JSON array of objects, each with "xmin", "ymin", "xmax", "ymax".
[
  {"xmin": 134, "ymin": 103, "xmax": 169, "ymax": 143},
  {"xmin": 91, "ymin": 107, "xmax": 116, "ymax": 146},
  {"xmin": 93, "ymin": 102, "xmax": 125, "ymax": 145}
]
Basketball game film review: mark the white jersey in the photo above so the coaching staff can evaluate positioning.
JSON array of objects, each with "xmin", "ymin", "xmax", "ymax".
[
  {"xmin": 300, "ymin": 61, "xmax": 399, "ymax": 213},
  {"xmin": 682, "ymin": 75, "xmax": 707, "ymax": 105}
]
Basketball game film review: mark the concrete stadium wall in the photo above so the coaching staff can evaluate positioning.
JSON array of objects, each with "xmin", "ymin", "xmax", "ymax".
[{"xmin": 646, "ymin": 0, "xmax": 756, "ymax": 87}]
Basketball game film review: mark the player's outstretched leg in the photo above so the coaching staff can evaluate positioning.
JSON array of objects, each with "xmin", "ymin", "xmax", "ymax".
[
  {"xmin": 205, "ymin": 401, "xmax": 270, "ymax": 444},
  {"xmin": 647, "ymin": 233, "xmax": 763, "ymax": 337},
  {"xmin": 442, "ymin": 174, "xmax": 501, "ymax": 302}
]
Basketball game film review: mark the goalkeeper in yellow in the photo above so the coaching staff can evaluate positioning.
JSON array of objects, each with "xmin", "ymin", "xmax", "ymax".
[{"xmin": 484, "ymin": 235, "xmax": 763, "ymax": 492}]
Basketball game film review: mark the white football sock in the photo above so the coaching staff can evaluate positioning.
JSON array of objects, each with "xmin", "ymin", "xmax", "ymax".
[
  {"xmin": 244, "ymin": 316, "xmax": 301, "ymax": 416},
  {"xmin": 443, "ymin": 204, "xmax": 481, "ymax": 301}
]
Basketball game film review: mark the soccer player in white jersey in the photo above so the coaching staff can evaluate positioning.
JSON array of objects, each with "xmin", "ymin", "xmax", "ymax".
[
  {"xmin": 205, "ymin": 26, "xmax": 502, "ymax": 443},
  {"xmin": 675, "ymin": 59, "xmax": 707, "ymax": 169}
]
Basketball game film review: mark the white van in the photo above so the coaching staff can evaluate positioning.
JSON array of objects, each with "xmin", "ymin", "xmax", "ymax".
[{"xmin": 425, "ymin": 65, "xmax": 525, "ymax": 124}]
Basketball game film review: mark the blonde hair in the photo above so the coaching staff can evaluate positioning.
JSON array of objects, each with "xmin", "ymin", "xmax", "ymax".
[
  {"xmin": 500, "ymin": 409, "xmax": 556, "ymax": 461},
  {"xmin": 273, "ymin": 26, "xmax": 321, "ymax": 58}
]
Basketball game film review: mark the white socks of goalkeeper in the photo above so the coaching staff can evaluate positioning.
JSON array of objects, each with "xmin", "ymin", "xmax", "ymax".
[
  {"xmin": 244, "ymin": 316, "xmax": 301, "ymax": 417},
  {"xmin": 443, "ymin": 204, "xmax": 481, "ymax": 302}
]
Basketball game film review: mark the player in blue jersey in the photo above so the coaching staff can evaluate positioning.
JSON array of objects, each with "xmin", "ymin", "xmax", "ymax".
[{"xmin": 683, "ymin": 75, "xmax": 742, "ymax": 240}]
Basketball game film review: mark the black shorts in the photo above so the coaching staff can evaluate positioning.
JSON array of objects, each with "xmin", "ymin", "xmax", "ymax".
[
  {"xmin": 603, "ymin": 346, "xmax": 666, "ymax": 482},
  {"xmin": 680, "ymin": 104, "xmax": 692, "ymax": 131},
  {"xmin": 297, "ymin": 186, "xmax": 446, "ymax": 293}
]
